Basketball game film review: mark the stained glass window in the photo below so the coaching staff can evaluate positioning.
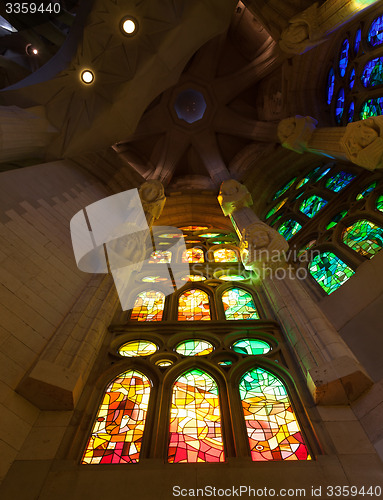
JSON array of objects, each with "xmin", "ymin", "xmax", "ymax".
[
  {"xmin": 219, "ymin": 274, "xmax": 246, "ymax": 281},
  {"xmin": 213, "ymin": 248, "xmax": 238, "ymax": 263},
  {"xmin": 335, "ymin": 88, "xmax": 345, "ymax": 124},
  {"xmin": 222, "ymin": 288, "xmax": 259, "ymax": 320},
  {"xmin": 362, "ymin": 57, "xmax": 383, "ymax": 87},
  {"xmin": 339, "ymin": 39, "xmax": 349, "ymax": 77},
  {"xmin": 149, "ymin": 251, "xmax": 171, "ymax": 263},
  {"xmin": 360, "ymin": 97, "xmax": 383, "ymax": 119},
  {"xmin": 159, "ymin": 233, "xmax": 186, "ymax": 239},
  {"xmin": 299, "ymin": 195, "xmax": 328, "ymax": 218},
  {"xmin": 142, "ymin": 276, "xmax": 169, "ymax": 283},
  {"xmin": 272, "ymin": 177, "xmax": 296, "ymax": 200},
  {"xmin": 278, "ymin": 220, "xmax": 302, "ymax": 240},
  {"xmin": 270, "ymin": 214, "xmax": 283, "ymax": 227},
  {"xmin": 309, "ymin": 251, "xmax": 354, "ymax": 294},
  {"xmin": 368, "ymin": 16, "xmax": 383, "ymax": 47},
  {"xmin": 178, "ymin": 289, "xmax": 211, "ymax": 321},
  {"xmin": 185, "ymin": 240, "xmax": 202, "ymax": 244},
  {"xmin": 181, "ymin": 275, "xmax": 206, "ymax": 282},
  {"xmin": 326, "ymin": 210, "xmax": 348, "ymax": 230},
  {"xmin": 349, "ymin": 68, "xmax": 355, "ymax": 90},
  {"xmin": 354, "ymin": 28, "xmax": 361, "ymax": 54},
  {"xmin": 376, "ymin": 194, "xmax": 383, "ymax": 212},
  {"xmin": 356, "ymin": 182, "xmax": 377, "ymax": 200},
  {"xmin": 218, "ymin": 360, "xmax": 233, "ymax": 366},
  {"xmin": 198, "ymin": 233, "xmax": 222, "ymax": 238},
  {"xmin": 118, "ymin": 340, "xmax": 158, "ymax": 357},
  {"xmin": 342, "ymin": 220, "xmax": 383, "ymax": 258},
  {"xmin": 175, "ymin": 339, "xmax": 214, "ymax": 356},
  {"xmin": 82, "ymin": 370, "xmax": 151, "ymax": 464},
  {"xmin": 325, "ymin": 171, "xmax": 355, "ymax": 192},
  {"xmin": 347, "ymin": 101, "xmax": 354, "ymax": 123},
  {"xmin": 315, "ymin": 167, "xmax": 331, "ymax": 183},
  {"xmin": 182, "ymin": 248, "xmax": 204, "ymax": 263},
  {"xmin": 295, "ymin": 166, "xmax": 322, "ymax": 190},
  {"xmin": 266, "ymin": 198, "xmax": 288, "ymax": 219},
  {"xmin": 327, "ymin": 67, "xmax": 335, "ymax": 105},
  {"xmin": 168, "ymin": 370, "xmax": 225, "ymax": 463},
  {"xmin": 232, "ymin": 339, "xmax": 271, "ymax": 355},
  {"xmin": 179, "ymin": 226, "xmax": 208, "ymax": 231},
  {"xmin": 239, "ymin": 368, "xmax": 310, "ymax": 461},
  {"xmin": 130, "ymin": 290, "xmax": 165, "ymax": 321},
  {"xmin": 297, "ymin": 239, "xmax": 317, "ymax": 258}
]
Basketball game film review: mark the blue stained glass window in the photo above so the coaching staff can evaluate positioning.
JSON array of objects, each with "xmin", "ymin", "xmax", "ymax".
[
  {"xmin": 356, "ymin": 182, "xmax": 377, "ymax": 200},
  {"xmin": 347, "ymin": 101, "xmax": 354, "ymax": 123},
  {"xmin": 354, "ymin": 28, "xmax": 361, "ymax": 54},
  {"xmin": 360, "ymin": 98, "xmax": 383, "ymax": 119},
  {"xmin": 361, "ymin": 57, "xmax": 383, "ymax": 87},
  {"xmin": 278, "ymin": 220, "xmax": 302, "ymax": 240},
  {"xmin": 368, "ymin": 16, "xmax": 383, "ymax": 47},
  {"xmin": 349, "ymin": 68, "xmax": 355, "ymax": 90},
  {"xmin": 315, "ymin": 167, "xmax": 331, "ymax": 183},
  {"xmin": 335, "ymin": 88, "xmax": 345, "ymax": 124},
  {"xmin": 325, "ymin": 171, "xmax": 356, "ymax": 192},
  {"xmin": 339, "ymin": 39, "xmax": 349, "ymax": 77},
  {"xmin": 309, "ymin": 252, "xmax": 354, "ymax": 294},
  {"xmin": 326, "ymin": 210, "xmax": 348, "ymax": 230},
  {"xmin": 299, "ymin": 195, "xmax": 328, "ymax": 218},
  {"xmin": 327, "ymin": 67, "xmax": 335, "ymax": 105}
]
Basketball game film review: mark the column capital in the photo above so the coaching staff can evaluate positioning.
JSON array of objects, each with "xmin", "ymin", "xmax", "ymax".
[
  {"xmin": 340, "ymin": 116, "xmax": 383, "ymax": 171},
  {"xmin": 218, "ymin": 179, "xmax": 253, "ymax": 216},
  {"xmin": 139, "ymin": 180, "xmax": 166, "ymax": 221},
  {"xmin": 277, "ymin": 115, "xmax": 317, "ymax": 153},
  {"xmin": 279, "ymin": 3, "xmax": 321, "ymax": 55}
]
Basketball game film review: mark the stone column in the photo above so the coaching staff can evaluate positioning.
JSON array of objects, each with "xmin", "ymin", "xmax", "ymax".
[
  {"xmin": 0, "ymin": 105, "xmax": 57, "ymax": 162},
  {"xmin": 279, "ymin": 0, "xmax": 381, "ymax": 55},
  {"xmin": 278, "ymin": 115, "xmax": 383, "ymax": 171},
  {"xmin": 17, "ymin": 180, "xmax": 166, "ymax": 410},
  {"xmin": 218, "ymin": 179, "xmax": 372, "ymax": 404}
]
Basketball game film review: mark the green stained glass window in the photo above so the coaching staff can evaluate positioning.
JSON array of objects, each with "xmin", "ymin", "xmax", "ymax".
[
  {"xmin": 218, "ymin": 360, "xmax": 232, "ymax": 366},
  {"xmin": 326, "ymin": 210, "xmax": 348, "ymax": 230},
  {"xmin": 278, "ymin": 220, "xmax": 302, "ymax": 240},
  {"xmin": 149, "ymin": 251, "xmax": 172, "ymax": 263},
  {"xmin": 175, "ymin": 339, "xmax": 214, "ymax": 356},
  {"xmin": 232, "ymin": 339, "xmax": 271, "ymax": 355},
  {"xmin": 361, "ymin": 57, "xmax": 383, "ymax": 87},
  {"xmin": 213, "ymin": 248, "xmax": 238, "ymax": 263},
  {"xmin": 360, "ymin": 98, "xmax": 383, "ymax": 119},
  {"xmin": 266, "ymin": 198, "xmax": 288, "ymax": 219},
  {"xmin": 168, "ymin": 370, "xmax": 224, "ymax": 463},
  {"xmin": 198, "ymin": 233, "xmax": 222, "ymax": 238},
  {"xmin": 309, "ymin": 252, "xmax": 354, "ymax": 294},
  {"xmin": 299, "ymin": 195, "xmax": 328, "ymax": 218},
  {"xmin": 82, "ymin": 370, "xmax": 151, "ymax": 464},
  {"xmin": 178, "ymin": 289, "xmax": 211, "ymax": 321},
  {"xmin": 272, "ymin": 177, "xmax": 296, "ymax": 200},
  {"xmin": 182, "ymin": 248, "xmax": 204, "ymax": 263},
  {"xmin": 219, "ymin": 274, "xmax": 246, "ymax": 281},
  {"xmin": 130, "ymin": 290, "xmax": 165, "ymax": 321},
  {"xmin": 297, "ymin": 239, "xmax": 317, "ymax": 257},
  {"xmin": 270, "ymin": 215, "xmax": 282, "ymax": 227},
  {"xmin": 377, "ymin": 195, "xmax": 383, "ymax": 212},
  {"xmin": 222, "ymin": 288, "xmax": 259, "ymax": 320},
  {"xmin": 239, "ymin": 368, "xmax": 310, "ymax": 461},
  {"xmin": 315, "ymin": 167, "xmax": 331, "ymax": 183},
  {"xmin": 325, "ymin": 171, "xmax": 356, "ymax": 192},
  {"xmin": 295, "ymin": 166, "xmax": 322, "ymax": 190},
  {"xmin": 118, "ymin": 340, "xmax": 158, "ymax": 357},
  {"xmin": 342, "ymin": 220, "xmax": 383, "ymax": 258},
  {"xmin": 357, "ymin": 182, "xmax": 377, "ymax": 200}
]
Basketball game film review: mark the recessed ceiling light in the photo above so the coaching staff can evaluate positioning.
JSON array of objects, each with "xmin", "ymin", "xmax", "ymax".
[
  {"xmin": 80, "ymin": 70, "xmax": 94, "ymax": 84},
  {"xmin": 32, "ymin": 48, "xmax": 38, "ymax": 55},
  {"xmin": 121, "ymin": 16, "xmax": 138, "ymax": 36}
]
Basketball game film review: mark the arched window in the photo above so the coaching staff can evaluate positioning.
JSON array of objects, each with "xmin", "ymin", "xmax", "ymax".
[
  {"xmin": 149, "ymin": 251, "xmax": 171, "ymax": 263},
  {"xmin": 178, "ymin": 289, "xmax": 211, "ymax": 320},
  {"xmin": 213, "ymin": 248, "xmax": 238, "ymax": 263},
  {"xmin": 368, "ymin": 15, "xmax": 383, "ymax": 46},
  {"xmin": 239, "ymin": 368, "xmax": 310, "ymax": 461},
  {"xmin": 362, "ymin": 57, "xmax": 383, "ymax": 87},
  {"xmin": 339, "ymin": 38, "xmax": 349, "ymax": 77},
  {"xmin": 342, "ymin": 220, "xmax": 383, "ymax": 258},
  {"xmin": 299, "ymin": 195, "xmax": 328, "ymax": 218},
  {"xmin": 82, "ymin": 370, "xmax": 152, "ymax": 464},
  {"xmin": 272, "ymin": 177, "xmax": 296, "ymax": 200},
  {"xmin": 182, "ymin": 248, "xmax": 204, "ymax": 263},
  {"xmin": 168, "ymin": 369, "xmax": 224, "ymax": 463},
  {"xmin": 278, "ymin": 219, "xmax": 302, "ymax": 240},
  {"xmin": 309, "ymin": 251, "xmax": 354, "ymax": 294},
  {"xmin": 325, "ymin": 171, "xmax": 355, "ymax": 192},
  {"xmin": 130, "ymin": 290, "xmax": 165, "ymax": 321},
  {"xmin": 222, "ymin": 288, "xmax": 259, "ymax": 320}
]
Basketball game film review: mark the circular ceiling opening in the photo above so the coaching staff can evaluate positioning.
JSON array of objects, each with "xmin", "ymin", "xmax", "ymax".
[{"xmin": 174, "ymin": 88, "xmax": 207, "ymax": 124}]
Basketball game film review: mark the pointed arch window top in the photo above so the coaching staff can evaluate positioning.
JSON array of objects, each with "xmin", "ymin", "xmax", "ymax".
[
  {"xmin": 131, "ymin": 290, "xmax": 165, "ymax": 321},
  {"xmin": 168, "ymin": 369, "xmax": 224, "ymax": 463},
  {"xmin": 222, "ymin": 288, "xmax": 259, "ymax": 320},
  {"xmin": 239, "ymin": 368, "xmax": 310, "ymax": 461},
  {"xmin": 82, "ymin": 370, "xmax": 151, "ymax": 464},
  {"xmin": 178, "ymin": 289, "xmax": 211, "ymax": 321}
]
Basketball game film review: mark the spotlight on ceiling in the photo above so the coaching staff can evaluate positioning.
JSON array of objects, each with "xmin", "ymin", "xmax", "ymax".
[
  {"xmin": 26, "ymin": 44, "xmax": 39, "ymax": 56},
  {"xmin": 120, "ymin": 16, "xmax": 138, "ymax": 36},
  {"xmin": 80, "ymin": 70, "xmax": 95, "ymax": 84}
]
